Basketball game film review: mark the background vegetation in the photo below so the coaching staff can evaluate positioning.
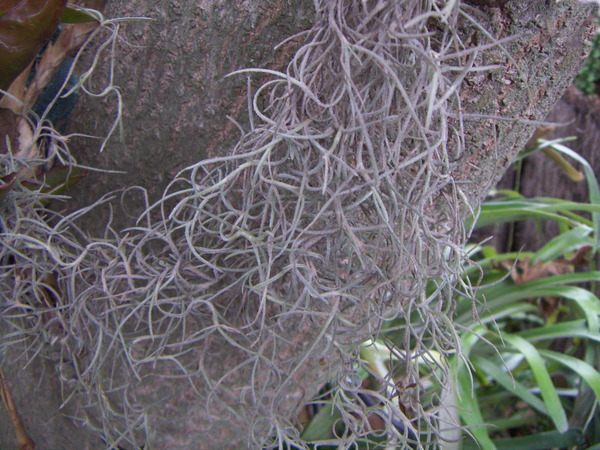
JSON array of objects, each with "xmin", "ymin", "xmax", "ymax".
[{"xmin": 298, "ymin": 138, "xmax": 600, "ymax": 449}]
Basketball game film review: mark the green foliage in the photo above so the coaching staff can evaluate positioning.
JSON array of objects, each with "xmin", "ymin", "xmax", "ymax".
[
  {"xmin": 576, "ymin": 21, "xmax": 600, "ymax": 96},
  {"xmin": 452, "ymin": 140, "xmax": 600, "ymax": 449},
  {"xmin": 60, "ymin": 4, "xmax": 101, "ymax": 24},
  {"xmin": 300, "ymin": 140, "xmax": 600, "ymax": 448}
]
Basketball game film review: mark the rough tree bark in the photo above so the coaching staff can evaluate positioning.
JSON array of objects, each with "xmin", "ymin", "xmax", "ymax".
[
  {"xmin": 0, "ymin": 1, "xmax": 596, "ymax": 449},
  {"xmin": 67, "ymin": 0, "xmax": 315, "ymax": 235}
]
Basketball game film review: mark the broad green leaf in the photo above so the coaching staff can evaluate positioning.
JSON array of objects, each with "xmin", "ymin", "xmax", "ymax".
[
  {"xmin": 300, "ymin": 402, "xmax": 339, "ymax": 441},
  {"xmin": 501, "ymin": 334, "xmax": 568, "ymax": 433},
  {"xmin": 457, "ymin": 302, "xmax": 536, "ymax": 328},
  {"xmin": 472, "ymin": 198, "xmax": 600, "ymax": 229},
  {"xmin": 61, "ymin": 5, "xmax": 100, "ymax": 23},
  {"xmin": 541, "ymin": 139, "xmax": 600, "ymax": 247},
  {"xmin": 517, "ymin": 320, "xmax": 600, "ymax": 343},
  {"xmin": 482, "ymin": 285, "xmax": 600, "ymax": 333},
  {"xmin": 481, "ymin": 245, "xmax": 498, "ymax": 259},
  {"xmin": 470, "ymin": 355, "xmax": 549, "ymax": 416},
  {"xmin": 18, "ymin": 166, "xmax": 88, "ymax": 206},
  {"xmin": 456, "ymin": 358, "xmax": 496, "ymax": 450},
  {"xmin": 480, "ymin": 283, "xmax": 600, "ymax": 314},
  {"xmin": 453, "ymin": 327, "xmax": 497, "ymax": 449},
  {"xmin": 531, "ymin": 225, "xmax": 593, "ymax": 264},
  {"xmin": 458, "ymin": 251, "xmax": 529, "ymax": 279},
  {"xmin": 540, "ymin": 350, "xmax": 600, "ymax": 400},
  {"xmin": 485, "ymin": 411, "xmax": 538, "ymax": 431},
  {"xmin": 530, "ymin": 286, "xmax": 600, "ymax": 332},
  {"xmin": 502, "ymin": 271, "xmax": 600, "ymax": 289},
  {"xmin": 42, "ymin": 166, "xmax": 88, "ymax": 194}
]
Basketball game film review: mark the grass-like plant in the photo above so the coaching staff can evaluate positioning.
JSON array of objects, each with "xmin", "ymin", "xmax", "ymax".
[
  {"xmin": 299, "ymin": 139, "xmax": 600, "ymax": 449},
  {"xmin": 454, "ymin": 138, "xmax": 600, "ymax": 449}
]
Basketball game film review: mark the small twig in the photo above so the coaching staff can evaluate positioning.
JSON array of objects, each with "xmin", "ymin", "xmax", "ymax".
[{"xmin": 0, "ymin": 370, "xmax": 35, "ymax": 450}]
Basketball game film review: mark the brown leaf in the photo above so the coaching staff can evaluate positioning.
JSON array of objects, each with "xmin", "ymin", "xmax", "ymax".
[
  {"xmin": 524, "ymin": 126, "xmax": 555, "ymax": 150},
  {"xmin": 508, "ymin": 252, "xmax": 590, "ymax": 318},
  {"xmin": 564, "ymin": 245, "xmax": 593, "ymax": 266},
  {"xmin": 511, "ymin": 257, "xmax": 573, "ymax": 285}
]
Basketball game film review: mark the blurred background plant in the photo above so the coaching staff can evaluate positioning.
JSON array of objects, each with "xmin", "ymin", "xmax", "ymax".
[
  {"xmin": 451, "ymin": 135, "xmax": 600, "ymax": 449},
  {"xmin": 297, "ymin": 138, "xmax": 600, "ymax": 449},
  {"xmin": 576, "ymin": 16, "xmax": 600, "ymax": 96}
]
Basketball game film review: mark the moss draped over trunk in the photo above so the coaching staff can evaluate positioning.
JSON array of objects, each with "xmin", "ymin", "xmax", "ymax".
[{"xmin": 0, "ymin": 1, "xmax": 596, "ymax": 448}]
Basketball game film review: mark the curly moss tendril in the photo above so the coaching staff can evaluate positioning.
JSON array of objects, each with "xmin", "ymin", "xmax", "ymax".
[{"xmin": 0, "ymin": 1, "xmax": 506, "ymax": 448}]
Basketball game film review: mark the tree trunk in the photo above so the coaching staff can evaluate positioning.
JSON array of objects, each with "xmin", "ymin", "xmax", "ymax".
[
  {"xmin": 67, "ymin": 0, "xmax": 315, "ymax": 235},
  {"xmin": 0, "ymin": 1, "xmax": 596, "ymax": 449}
]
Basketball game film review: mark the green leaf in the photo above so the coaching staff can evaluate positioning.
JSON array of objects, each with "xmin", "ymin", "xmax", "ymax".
[
  {"xmin": 540, "ymin": 350, "xmax": 600, "ymax": 400},
  {"xmin": 527, "ymin": 286, "xmax": 600, "ymax": 332},
  {"xmin": 457, "ymin": 302, "xmax": 536, "ymax": 328},
  {"xmin": 479, "ymin": 284, "xmax": 600, "ymax": 334},
  {"xmin": 485, "ymin": 411, "xmax": 538, "ymax": 431},
  {"xmin": 531, "ymin": 225, "xmax": 593, "ymax": 264},
  {"xmin": 471, "ymin": 355, "xmax": 549, "ymax": 416},
  {"xmin": 61, "ymin": 4, "xmax": 100, "ymax": 23},
  {"xmin": 453, "ymin": 327, "xmax": 498, "ymax": 449},
  {"xmin": 503, "ymin": 271, "xmax": 600, "ymax": 289},
  {"xmin": 517, "ymin": 320, "xmax": 600, "ymax": 343},
  {"xmin": 501, "ymin": 334, "xmax": 568, "ymax": 433},
  {"xmin": 479, "ymin": 280, "xmax": 600, "ymax": 315},
  {"xmin": 540, "ymin": 139, "xmax": 600, "ymax": 248},
  {"xmin": 456, "ymin": 358, "xmax": 497, "ymax": 450},
  {"xmin": 41, "ymin": 166, "xmax": 88, "ymax": 195},
  {"xmin": 300, "ymin": 402, "xmax": 339, "ymax": 441},
  {"xmin": 471, "ymin": 198, "xmax": 600, "ymax": 230},
  {"xmin": 481, "ymin": 245, "xmax": 498, "ymax": 259}
]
